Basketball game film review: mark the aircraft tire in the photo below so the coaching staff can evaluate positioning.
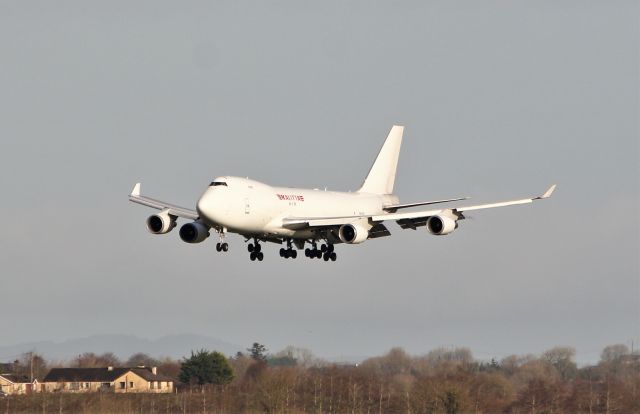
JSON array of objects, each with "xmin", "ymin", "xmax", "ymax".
[
  {"xmin": 257, "ymin": 252, "xmax": 264, "ymax": 261},
  {"xmin": 222, "ymin": 243, "xmax": 228, "ymax": 252},
  {"xmin": 291, "ymin": 250, "xmax": 297, "ymax": 259},
  {"xmin": 250, "ymin": 252, "xmax": 256, "ymax": 261},
  {"xmin": 248, "ymin": 243, "xmax": 254, "ymax": 252},
  {"xmin": 330, "ymin": 252, "xmax": 337, "ymax": 261}
]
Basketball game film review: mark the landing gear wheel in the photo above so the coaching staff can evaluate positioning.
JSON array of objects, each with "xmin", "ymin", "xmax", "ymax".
[
  {"xmin": 321, "ymin": 244, "xmax": 327, "ymax": 252},
  {"xmin": 257, "ymin": 252, "xmax": 264, "ymax": 261},
  {"xmin": 327, "ymin": 244, "xmax": 334, "ymax": 253},
  {"xmin": 315, "ymin": 250, "xmax": 322, "ymax": 259},
  {"xmin": 323, "ymin": 252, "xmax": 330, "ymax": 261},
  {"xmin": 330, "ymin": 252, "xmax": 337, "ymax": 261},
  {"xmin": 291, "ymin": 250, "xmax": 297, "ymax": 259},
  {"xmin": 254, "ymin": 243, "xmax": 262, "ymax": 253},
  {"xmin": 216, "ymin": 243, "xmax": 222, "ymax": 252},
  {"xmin": 279, "ymin": 248, "xmax": 286, "ymax": 258},
  {"xmin": 304, "ymin": 248, "xmax": 311, "ymax": 257},
  {"xmin": 250, "ymin": 252, "xmax": 257, "ymax": 261},
  {"xmin": 248, "ymin": 243, "xmax": 254, "ymax": 252},
  {"xmin": 221, "ymin": 243, "xmax": 228, "ymax": 252}
]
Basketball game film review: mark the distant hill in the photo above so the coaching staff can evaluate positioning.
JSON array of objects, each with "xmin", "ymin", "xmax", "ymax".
[{"xmin": 0, "ymin": 334, "xmax": 242, "ymax": 362}]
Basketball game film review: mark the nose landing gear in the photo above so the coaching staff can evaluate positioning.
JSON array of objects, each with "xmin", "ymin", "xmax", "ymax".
[{"xmin": 215, "ymin": 229, "xmax": 229, "ymax": 252}]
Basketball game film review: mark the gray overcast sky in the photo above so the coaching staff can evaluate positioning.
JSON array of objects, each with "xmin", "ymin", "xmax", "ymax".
[{"xmin": 0, "ymin": 0, "xmax": 638, "ymax": 364}]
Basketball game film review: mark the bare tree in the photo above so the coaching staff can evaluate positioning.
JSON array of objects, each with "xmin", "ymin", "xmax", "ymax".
[
  {"xmin": 74, "ymin": 352, "xmax": 122, "ymax": 368},
  {"xmin": 600, "ymin": 344, "xmax": 630, "ymax": 363},
  {"xmin": 542, "ymin": 346, "xmax": 578, "ymax": 380},
  {"xmin": 126, "ymin": 352, "xmax": 160, "ymax": 367}
]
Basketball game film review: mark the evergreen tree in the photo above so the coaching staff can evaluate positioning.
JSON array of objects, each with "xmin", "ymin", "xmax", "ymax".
[
  {"xmin": 248, "ymin": 342, "xmax": 268, "ymax": 362},
  {"xmin": 179, "ymin": 349, "xmax": 234, "ymax": 385}
]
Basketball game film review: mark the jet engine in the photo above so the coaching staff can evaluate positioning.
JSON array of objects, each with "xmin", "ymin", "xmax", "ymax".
[
  {"xmin": 146, "ymin": 210, "xmax": 176, "ymax": 234},
  {"xmin": 339, "ymin": 223, "xmax": 369, "ymax": 244},
  {"xmin": 426, "ymin": 215, "xmax": 458, "ymax": 235},
  {"xmin": 179, "ymin": 221, "xmax": 210, "ymax": 243}
]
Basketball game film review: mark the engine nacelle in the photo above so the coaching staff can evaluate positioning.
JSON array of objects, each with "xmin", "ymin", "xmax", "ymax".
[
  {"xmin": 339, "ymin": 223, "xmax": 369, "ymax": 244},
  {"xmin": 426, "ymin": 215, "xmax": 458, "ymax": 235},
  {"xmin": 146, "ymin": 210, "xmax": 176, "ymax": 234},
  {"xmin": 179, "ymin": 221, "xmax": 210, "ymax": 244}
]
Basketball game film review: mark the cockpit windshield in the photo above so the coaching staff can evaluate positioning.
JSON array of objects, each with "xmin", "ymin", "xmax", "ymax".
[{"xmin": 210, "ymin": 181, "xmax": 228, "ymax": 187}]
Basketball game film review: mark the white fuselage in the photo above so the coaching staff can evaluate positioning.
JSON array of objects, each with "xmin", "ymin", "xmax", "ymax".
[{"xmin": 196, "ymin": 176, "xmax": 398, "ymax": 239}]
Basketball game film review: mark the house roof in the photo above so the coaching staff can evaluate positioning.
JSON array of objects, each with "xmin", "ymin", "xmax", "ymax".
[
  {"xmin": 127, "ymin": 368, "xmax": 173, "ymax": 382},
  {"xmin": 0, "ymin": 374, "xmax": 32, "ymax": 384},
  {"xmin": 43, "ymin": 367, "xmax": 173, "ymax": 383}
]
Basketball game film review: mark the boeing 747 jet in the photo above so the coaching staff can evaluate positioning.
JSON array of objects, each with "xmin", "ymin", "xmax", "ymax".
[{"xmin": 129, "ymin": 126, "xmax": 555, "ymax": 261}]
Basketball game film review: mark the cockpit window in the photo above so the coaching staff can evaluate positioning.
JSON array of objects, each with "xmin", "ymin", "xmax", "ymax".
[{"xmin": 210, "ymin": 181, "xmax": 228, "ymax": 187}]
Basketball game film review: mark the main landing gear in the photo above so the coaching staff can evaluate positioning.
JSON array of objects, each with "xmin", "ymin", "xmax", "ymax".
[
  {"xmin": 244, "ymin": 239, "xmax": 336, "ymax": 262},
  {"xmin": 247, "ymin": 239, "xmax": 264, "ymax": 261},
  {"xmin": 279, "ymin": 240, "xmax": 298, "ymax": 259},
  {"xmin": 305, "ymin": 243, "xmax": 337, "ymax": 261}
]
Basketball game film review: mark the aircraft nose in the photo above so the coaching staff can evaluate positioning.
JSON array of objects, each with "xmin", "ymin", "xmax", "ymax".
[{"xmin": 196, "ymin": 189, "xmax": 216, "ymax": 220}]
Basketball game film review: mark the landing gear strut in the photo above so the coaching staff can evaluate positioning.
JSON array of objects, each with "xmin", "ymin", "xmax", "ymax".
[
  {"xmin": 279, "ymin": 239, "xmax": 298, "ymax": 259},
  {"xmin": 248, "ymin": 239, "xmax": 264, "ymax": 261}
]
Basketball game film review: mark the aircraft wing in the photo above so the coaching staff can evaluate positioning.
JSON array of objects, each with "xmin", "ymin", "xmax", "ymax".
[
  {"xmin": 128, "ymin": 183, "xmax": 199, "ymax": 220},
  {"xmin": 373, "ymin": 184, "xmax": 556, "ymax": 229},
  {"xmin": 283, "ymin": 185, "xmax": 556, "ymax": 230}
]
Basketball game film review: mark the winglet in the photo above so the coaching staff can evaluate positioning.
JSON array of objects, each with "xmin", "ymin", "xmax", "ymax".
[
  {"xmin": 131, "ymin": 183, "xmax": 141, "ymax": 197},
  {"xmin": 537, "ymin": 184, "xmax": 556, "ymax": 200}
]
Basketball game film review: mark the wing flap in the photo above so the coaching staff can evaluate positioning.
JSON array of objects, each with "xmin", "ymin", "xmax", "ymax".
[
  {"xmin": 383, "ymin": 196, "xmax": 469, "ymax": 211},
  {"xmin": 369, "ymin": 223, "xmax": 391, "ymax": 238},
  {"xmin": 282, "ymin": 215, "xmax": 362, "ymax": 229}
]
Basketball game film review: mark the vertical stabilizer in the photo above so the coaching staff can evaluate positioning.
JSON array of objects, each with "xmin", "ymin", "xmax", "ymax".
[{"xmin": 358, "ymin": 125, "xmax": 404, "ymax": 195}]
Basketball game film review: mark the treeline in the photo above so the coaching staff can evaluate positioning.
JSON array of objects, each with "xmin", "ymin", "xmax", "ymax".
[{"xmin": 3, "ymin": 343, "xmax": 640, "ymax": 413}]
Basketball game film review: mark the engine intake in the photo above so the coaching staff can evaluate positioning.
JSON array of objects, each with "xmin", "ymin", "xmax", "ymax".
[
  {"xmin": 339, "ymin": 223, "xmax": 369, "ymax": 244},
  {"xmin": 426, "ymin": 215, "xmax": 457, "ymax": 235},
  {"xmin": 146, "ymin": 211, "xmax": 176, "ymax": 234},
  {"xmin": 179, "ymin": 222, "xmax": 210, "ymax": 243}
]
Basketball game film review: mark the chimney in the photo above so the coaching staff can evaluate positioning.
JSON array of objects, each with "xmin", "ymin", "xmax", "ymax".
[
  {"xmin": 107, "ymin": 366, "xmax": 113, "ymax": 371},
  {"xmin": 151, "ymin": 366, "xmax": 157, "ymax": 375}
]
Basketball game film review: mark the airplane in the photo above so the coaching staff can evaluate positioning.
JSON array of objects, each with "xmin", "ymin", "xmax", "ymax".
[{"xmin": 129, "ymin": 125, "xmax": 555, "ymax": 262}]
